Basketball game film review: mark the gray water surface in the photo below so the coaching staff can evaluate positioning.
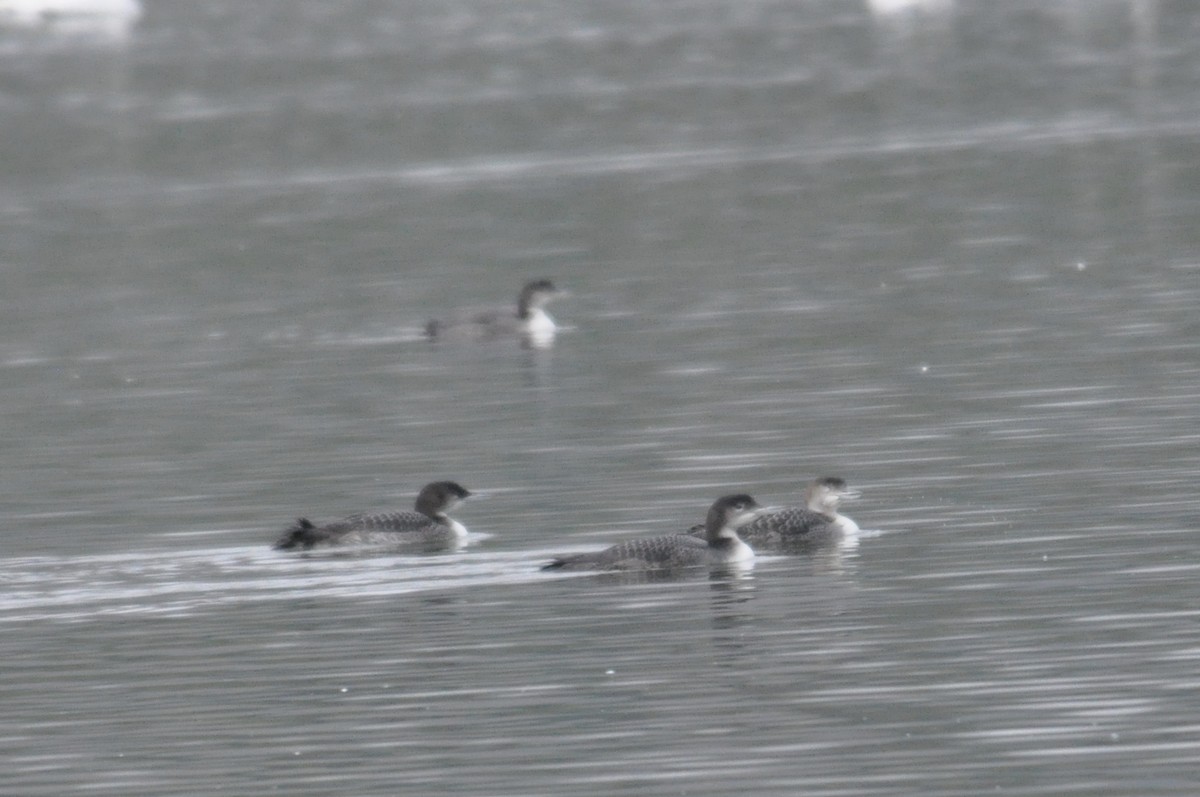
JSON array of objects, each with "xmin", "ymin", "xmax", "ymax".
[{"xmin": 3, "ymin": 1, "xmax": 1200, "ymax": 794}]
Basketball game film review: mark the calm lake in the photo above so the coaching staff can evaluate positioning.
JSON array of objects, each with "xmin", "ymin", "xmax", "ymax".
[{"xmin": 2, "ymin": 1, "xmax": 1199, "ymax": 794}]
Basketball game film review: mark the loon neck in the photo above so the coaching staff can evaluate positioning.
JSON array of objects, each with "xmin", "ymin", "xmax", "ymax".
[
  {"xmin": 520, "ymin": 305, "xmax": 555, "ymax": 327},
  {"xmin": 705, "ymin": 524, "xmax": 741, "ymax": 545},
  {"xmin": 414, "ymin": 502, "xmax": 441, "ymax": 521},
  {"xmin": 708, "ymin": 528, "xmax": 753, "ymax": 562},
  {"xmin": 813, "ymin": 505, "xmax": 851, "ymax": 526},
  {"xmin": 516, "ymin": 293, "xmax": 543, "ymax": 320},
  {"xmin": 442, "ymin": 517, "xmax": 469, "ymax": 539},
  {"xmin": 807, "ymin": 495, "xmax": 844, "ymax": 520}
]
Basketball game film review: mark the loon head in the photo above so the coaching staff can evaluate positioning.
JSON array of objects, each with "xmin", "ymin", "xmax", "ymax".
[
  {"xmin": 804, "ymin": 477, "xmax": 860, "ymax": 516},
  {"xmin": 703, "ymin": 493, "xmax": 763, "ymax": 542},
  {"xmin": 516, "ymin": 279, "xmax": 565, "ymax": 319},
  {"xmin": 414, "ymin": 481, "xmax": 472, "ymax": 519}
]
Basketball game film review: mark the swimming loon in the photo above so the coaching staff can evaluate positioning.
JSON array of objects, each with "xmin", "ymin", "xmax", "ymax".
[
  {"xmin": 719, "ymin": 476, "xmax": 860, "ymax": 549},
  {"xmin": 541, "ymin": 494, "xmax": 764, "ymax": 572},
  {"xmin": 424, "ymin": 279, "xmax": 566, "ymax": 345},
  {"xmin": 274, "ymin": 481, "xmax": 472, "ymax": 551}
]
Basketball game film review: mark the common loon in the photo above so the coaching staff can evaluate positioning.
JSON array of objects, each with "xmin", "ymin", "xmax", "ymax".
[
  {"xmin": 715, "ymin": 476, "xmax": 860, "ymax": 549},
  {"xmin": 274, "ymin": 481, "xmax": 472, "ymax": 551},
  {"xmin": 541, "ymin": 494, "xmax": 764, "ymax": 572},
  {"xmin": 424, "ymin": 279, "xmax": 566, "ymax": 345}
]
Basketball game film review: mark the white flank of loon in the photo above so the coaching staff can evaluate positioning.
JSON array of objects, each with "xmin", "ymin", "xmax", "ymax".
[
  {"xmin": 274, "ymin": 481, "xmax": 472, "ymax": 551},
  {"xmin": 424, "ymin": 278, "xmax": 566, "ymax": 346},
  {"xmin": 731, "ymin": 476, "xmax": 860, "ymax": 548},
  {"xmin": 541, "ymin": 494, "xmax": 765, "ymax": 572}
]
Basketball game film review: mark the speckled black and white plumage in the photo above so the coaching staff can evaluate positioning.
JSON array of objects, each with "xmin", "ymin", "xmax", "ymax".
[
  {"xmin": 543, "ymin": 533, "xmax": 711, "ymax": 571},
  {"xmin": 737, "ymin": 507, "xmax": 838, "ymax": 547},
  {"xmin": 274, "ymin": 481, "xmax": 472, "ymax": 551},
  {"xmin": 542, "ymin": 493, "xmax": 762, "ymax": 572},
  {"xmin": 733, "ymin": 477, "xmax": 859, "ymax": 550}
]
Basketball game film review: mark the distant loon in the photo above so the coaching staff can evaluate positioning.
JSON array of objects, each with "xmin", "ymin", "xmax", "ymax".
[
  {"xmin": 425, "ymin": 279, "xmax": 566, "ymax": 346},
  {"xmin": 542, "ymin": 494, "xmax": 764, "ymax": 572},
  {"xmin": 274, "ymin": 481, "xmax": 472, "ymax": 551},
  {"xmin": 715, "ymin": 476, "xmax": 860, "ymax": 549}
]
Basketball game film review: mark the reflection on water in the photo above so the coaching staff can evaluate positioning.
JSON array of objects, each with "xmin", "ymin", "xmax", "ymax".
[
  {"xmin": 0, "ymin": 0, "xmax": 140, "ymax": 39},
  {"xmin": 0, "ymin": 547, "xmax": 545, "ymax": 623},
  {"xmin": 4, "ymin": 0, "xmax": 1200, "ymax": 795}
]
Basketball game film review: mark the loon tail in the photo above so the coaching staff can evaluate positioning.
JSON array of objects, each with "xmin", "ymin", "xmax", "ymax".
[{"xmin": 274, "ymin": 517, "xmax": 317, "ymax": 551}]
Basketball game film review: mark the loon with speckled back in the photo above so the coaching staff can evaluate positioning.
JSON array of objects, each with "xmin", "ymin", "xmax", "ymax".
[
  {"xmin": 274, "ymin": 481, "xmax": 472, "ymax": 551},
  {"xmin": 425, "ymin": 279, "xmax": 566, "ymax": 345},
  {"xmin": 542, "ymin": 494, "xmax": 764, "ymax": 572},
  {"xmin": 718, "ymin": 477, "xmax": 859, "ymax": 550}
]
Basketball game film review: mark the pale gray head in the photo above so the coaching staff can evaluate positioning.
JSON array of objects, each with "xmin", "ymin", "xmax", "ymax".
[
  {"xmin": 516, "ymin": 279, "xmax": 564, "ymax": 318},
  {"xmin": 804, "ymin": 477, "xmax": 860, "ymax": 515},
  {"xmin": 414, "ymin": 481, "xmax": 472, "ymax": 518}
]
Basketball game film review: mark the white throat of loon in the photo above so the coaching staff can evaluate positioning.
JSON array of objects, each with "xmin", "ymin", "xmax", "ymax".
[
  {"xmin": 804, "ymin": 478, "xmax": 861, "ymax": 533},
  {"xmin": 515, "ymin": 280, "xmax": 566, "ymax": 348},
  {"xmin": 703, "ymin": 495, "xmax": 770, "ymax": 563},
  {"xmin": 414, "ymin": 482, "xmax": 472, "ymax": 525},
  {"xmin": 516, "ymin": 280, "xmax": 563, "ymax": 319},
  {"xmin": 806, "ymin": 480, "xmax": 859, "ymax": 515}
]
